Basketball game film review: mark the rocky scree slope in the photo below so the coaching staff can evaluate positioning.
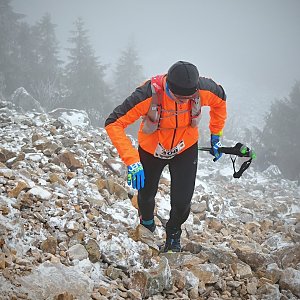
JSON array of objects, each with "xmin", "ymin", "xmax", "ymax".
[{"xmin": 0, "ymin": 99, "xmax": 299, "ymax": 300}]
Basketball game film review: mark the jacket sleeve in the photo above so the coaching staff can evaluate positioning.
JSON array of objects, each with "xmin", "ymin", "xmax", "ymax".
[
  {"xmin": 104, "ymin": 81, "xmax": 152, "ymax": 166},
  {"xmin": 199, "ymin": 77, "xmax": 227, "ymax": 135}
]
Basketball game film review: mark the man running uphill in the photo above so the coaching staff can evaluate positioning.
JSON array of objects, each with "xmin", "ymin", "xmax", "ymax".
[{"xmin": 105, "ymin": 61, "xmax": 227, "ymax": 252}]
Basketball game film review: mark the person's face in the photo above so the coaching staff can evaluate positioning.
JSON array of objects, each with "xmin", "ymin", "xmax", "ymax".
[{"xmin": 170, "ymin": 90, "xmax": 198, "ymax": 104}]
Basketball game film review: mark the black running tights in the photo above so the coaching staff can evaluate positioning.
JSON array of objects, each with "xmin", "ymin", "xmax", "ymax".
[{"xmin": 137, "ymin": 143, "xmax": 198, "ymax": 231}]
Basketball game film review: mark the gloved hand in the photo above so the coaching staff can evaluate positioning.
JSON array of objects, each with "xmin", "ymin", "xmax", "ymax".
[
  {"xmin": 210, "ymin": 134, "xmax": 223, "ymax": 162},
  {"xmin": 127, "ymin": 162, "xmax": 145, "ymax": 190}
]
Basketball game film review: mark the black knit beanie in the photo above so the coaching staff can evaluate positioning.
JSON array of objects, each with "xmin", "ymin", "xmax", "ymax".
[{"xmin": 166, "ymin": 61, "xmax": 199, "ymax": 96}]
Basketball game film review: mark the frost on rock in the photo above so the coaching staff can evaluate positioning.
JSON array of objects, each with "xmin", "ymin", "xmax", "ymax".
[
  {"xmin": 27, "ymin": 186, "xmax": 52, "ymax": 200},
  {"xmin": 0, "ymin": 100, "xmax": 300, "ymax": 299},
  {"xmin": 17, "ymin": 262, "xmax": 94, "ymax": 300}
]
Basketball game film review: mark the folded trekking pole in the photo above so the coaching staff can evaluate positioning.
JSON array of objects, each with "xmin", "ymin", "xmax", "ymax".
[{"xmin": 198, "ymin": 142, "xmax": 256, "ymax": 178}]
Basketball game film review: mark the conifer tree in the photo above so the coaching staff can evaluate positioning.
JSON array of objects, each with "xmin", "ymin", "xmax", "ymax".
[
  {"xmin": 32, "ymin": 14, "xmax": 61, "ymax": 82},
  {"xmin": 15, "ymin": 22, "xmax": 37, "ymax": 90},
  {"xmin": 30, "ymin": 13, "xmax": 62, "ymax": 109},
  {"xmin": 113, "ymin": 41, "xmax": 144, "ymax": 104},
  {"xmin": 64, "ymin": 17, "xmax": 109, "ymax": 117},
  {"xmin": 112, "ymin": 41, "xmax": 145, "ymax": 136},
  {"xmin": 256, "ymin": 81, "xmax": 300, "ymax": 180},
  {"xmin": 0, "ymin": 0, "xmax": 25, "ymax": 95}
]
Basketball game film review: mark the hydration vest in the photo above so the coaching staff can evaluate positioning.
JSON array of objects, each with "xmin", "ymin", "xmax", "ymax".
[{"xmin": 142, "ymin": 75, "xmax": 201, "ymax": 134}]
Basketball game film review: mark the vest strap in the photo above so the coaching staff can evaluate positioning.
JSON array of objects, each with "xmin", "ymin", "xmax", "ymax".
[{"xmin": 142, "ymin": 75, "xmax": 201, "ymax": 134}]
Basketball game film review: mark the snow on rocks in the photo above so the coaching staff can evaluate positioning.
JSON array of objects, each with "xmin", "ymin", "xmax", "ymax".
[
  {"xmin": 48, "ymin": 108, "xmax": 91, "ymax": 129},
  {"xmin": 130, "ymin": 256, "xmax": 173, "ymax": 298},
  {"xmin": 17, "ymin": 261, "xmax": 94, "ymax": 300},
  {"xmin": 279, "ymin": 268, "xmax": 300, "ymax": 298},
  {"xmin": 10, "ymin": 87, "xmax": 45, "ymax": 114},
  {"xmin": 0, "ymin": 99, "xmax": 299, "ymax": 299}
]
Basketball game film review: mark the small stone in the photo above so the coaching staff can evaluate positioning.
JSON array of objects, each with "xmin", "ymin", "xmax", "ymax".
[
  {"xmin": 65, "ymin": 220, "xmax": 80, "ymax": 232},
  {"xmin": 191, "ymin": 201, "xmax": 207, "ymax": 213},
  {"xmin": 0, "ymin": 256, "xmax": 6, "ymax": 269},
  {"xmin": 40, "ymin": 236, "xmax": 57, "ymax": 255},
  {"xmin": 207, "ymin": 218, "xmax": 223, "ymax": 232},
  {"xmin": 91, "ymin": 292, "xmax": 104, "ymax": 300},
  {"xmin": 247, "ymin": 281, "xmax": 258, "ymax": 295},
  {"xmin": 127, "ymin": 289, "xmax": 142, "ymax": 300},
  {"xmin": 279, "ymin": 267, "xmax": 300, "ymax": 298},
  {"xmin": 227, "ymin": 280, "xmax": 241, "ymax": 288},
  {"xmin": 8, "ymin": 181, "xmax": 29, "ymax": 198},
  {"xmin": 172, "ymin": 269, "xmax": 186, "ymax": 290},
  {"xmin": 50, "ymin": 255, "xmax": 61, "ymax": 264},
  {"xmin": 257, "ymin": 283, "xmax": 281, "ymax": 300},
  {"xmin": 67, "ymin": 244, "xmax": 88, "ymax": 261},
  {"xmin": 106, "ymin": 265, "xmax": 123, "ymax": 280},
  {"xmin": 98, "ymin": 286, "xmax": 109, "ymax": 296},
  {"xmin": 53, "ymin": 292, "xmax": 74, "ymax": 300},
  {"xmin": 85, "ymin": 239, "xmax": 101, "ymax": 263},
  {"xmin": 130, "ymin": 256, "xmax": 172, "ymax": 298},
  {"xmin": 236, "ymin": 262, "xmax": 252, "ymax": 279},
  {"xmin": 49, "ymin": 173, "xmax": 66, "ymax": 186},
  {"xmin": 188, "ymin": 286, "xmax": 199, "ymax": 299},
  {"xmin": 190, "ymin": 263, "xmax": 221, "ymax": 284},
  {"xmin": 0, "ymin": 203, "xmax": 10, "ymax": 215}
]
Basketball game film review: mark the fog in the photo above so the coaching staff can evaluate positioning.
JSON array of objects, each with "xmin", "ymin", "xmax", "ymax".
[{"xmin": 11, "ymin": 0, "xmax": 300, "ymax": 97}]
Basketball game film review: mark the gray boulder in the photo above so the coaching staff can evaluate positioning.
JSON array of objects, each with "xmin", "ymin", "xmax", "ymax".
[
  {"xmin": 10, "ymin": 87, "xmax": 45, "ymax": 113},
  {"xmin": 48, "ymin": 108, "xmax": 91, "ymax": 128}
]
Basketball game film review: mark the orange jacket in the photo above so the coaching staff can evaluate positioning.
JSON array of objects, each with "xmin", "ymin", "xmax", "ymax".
[{"xmin": 105, "ymin": 75, "xmax": 227, "ymax": 166}]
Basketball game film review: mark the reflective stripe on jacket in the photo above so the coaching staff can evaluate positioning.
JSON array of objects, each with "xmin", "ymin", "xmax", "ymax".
[{"xmin": 105, "ymin": 74, "xmax": 227, "ymax": 166}]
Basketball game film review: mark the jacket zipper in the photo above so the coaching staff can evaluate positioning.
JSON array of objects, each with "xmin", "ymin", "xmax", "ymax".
[{"xmin": 170, "ymin": 102, "xmax": 178, "ymax": 148}]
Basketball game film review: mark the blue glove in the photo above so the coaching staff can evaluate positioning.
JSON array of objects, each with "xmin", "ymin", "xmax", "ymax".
[
  {"xmin": 210, "ymin": 134, "xmax": 223, "ymax": 162},
  {"xmin": 127, "ymin": 162, "xmax": 145, "ymax": 190}
]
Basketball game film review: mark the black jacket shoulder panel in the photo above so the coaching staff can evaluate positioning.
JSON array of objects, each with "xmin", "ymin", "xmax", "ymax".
[
  {"xmin": 198, "ymin": 77, "xmax": 226, "ymax": 101},
  {"xmin": 105, "ymin": 80, "xmax": 152, "ymax": 127}
]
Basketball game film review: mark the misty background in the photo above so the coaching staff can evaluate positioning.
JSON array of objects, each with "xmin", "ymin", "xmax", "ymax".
[
  {"xmin": 11, "ymin": 0, "xmax": 300, "ymax": 94},
  {"xmin": 1, "ymin": 0, "xmax": 300, "ymax": 181}
]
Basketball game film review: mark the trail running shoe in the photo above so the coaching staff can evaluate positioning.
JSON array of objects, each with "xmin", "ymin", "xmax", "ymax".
[{"xmin": 163, "ymin": 229, "xmax": 182, "ymax": 253}]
